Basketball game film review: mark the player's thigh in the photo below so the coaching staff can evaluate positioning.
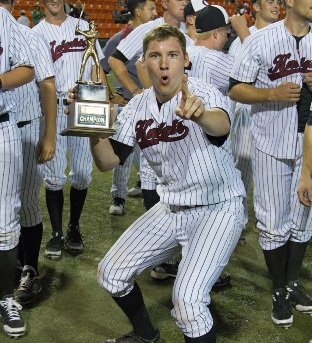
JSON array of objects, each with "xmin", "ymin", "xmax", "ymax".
[
  {"xmin": 172, "ymin": 199, "xmax": 244, "ymax": 334},
  {"xmin": 97, "ymin": 202, "xmax": 180, "ymax": 295},
  {"xmin": 20, "ymin": 118, "xmax": 43, "ymax": 226},
  {"xmin": 0, "ymin": 122, "xmax": 22, "ymax": 249},
  {"xmin": 253, "ymin": 147, "xmax": 293, "ymax": 232},
  {"xmin": 68, "ymin": 135, "xmax": 93, "ymax": 188}
]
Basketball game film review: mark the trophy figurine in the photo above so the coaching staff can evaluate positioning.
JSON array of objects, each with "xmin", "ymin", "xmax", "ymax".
[{"xmin": 61, "ymin": 5, "xmax": 115, "ymax": 138}]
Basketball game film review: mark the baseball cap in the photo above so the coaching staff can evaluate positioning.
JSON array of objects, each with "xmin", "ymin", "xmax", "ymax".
[
  {"xmin": 34, "ymin": 2, "xmax": 40, "ymax": 7},
  {"xmin": 21, "ymin": 9, "xmax": 26, "ymax": 14},
  {"xmin": 195, "ymin": 5, "xmax": 230, "ymax": 33}
]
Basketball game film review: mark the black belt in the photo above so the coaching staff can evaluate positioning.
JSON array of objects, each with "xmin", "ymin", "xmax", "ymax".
[
  {"xmin": 17, "ymin": 120, "xmax": 31, "ymax": 128},
  {"xmin": 57, "ymin": 98, "xmax": 69, "ymax": 105},
  {"xmin": 0, "ymin": 112, "xmax": 9, "ymax": 123}
]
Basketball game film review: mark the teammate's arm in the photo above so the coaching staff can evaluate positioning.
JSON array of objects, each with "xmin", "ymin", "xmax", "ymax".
[
  {"xmin": 176, "ymin": 74, "xmax": 230, "ymax": 137},
  {"xmin": 297, "ymin": 123, "xmax": 312, "ymax": 206},
  {"xmin": 109, "ymin": 53, "xmax": 144, "ymax": 95},
  {"xmin": 0, "ymin": 66, "xmax": 34, "ymax": 90},
  {"xmin": 135, "ymin": 60, "xmax": 152, "ymax": 89},
  {"xmin": 37, "ymin": 76, "xmax": 57, "ymax": 163},
  {"xmin": 90, "ymin": 137, "xmax": 120, "ymax": 172},
  {"xmin": 228, "ymin": 80, "xmax": 301, "ymax": 104},
  {"xmin": 229, "ymin": 14, "xmax": 250, "ymax": 43}
]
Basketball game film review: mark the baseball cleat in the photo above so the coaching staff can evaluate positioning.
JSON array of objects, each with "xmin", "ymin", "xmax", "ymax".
[
  {"xmin": 271, "ymin": 288, "xmax": 293, "ymax": 328},
  {"xmin": 44, "ymin": 231, "xmax": 64, "ymax": 259},
  {"xmin": 65, "ymin": 224, "xmax": 84, "ymax": 254},
  {"xmin": 109, "ymin": 197, "xmax": 125, "ymax": 215},
  {"xmin": 14, "ymin": 269, "xmax": 42, "ymax": 304},
  {"xmin": 287, "ymin": 280, "xmax": 312, "ymax": 314},
  {"xmin": 103, "ymin": 330, "xmax": 164, "ymax": 342}
]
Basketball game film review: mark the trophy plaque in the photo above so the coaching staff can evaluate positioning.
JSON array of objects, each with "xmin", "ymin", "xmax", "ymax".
[{"xmin": 61, "ymin": 15, "xmax": 115, "ymax": 138}]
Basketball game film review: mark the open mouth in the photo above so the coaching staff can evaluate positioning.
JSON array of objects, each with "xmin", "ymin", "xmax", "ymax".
[{"xmin": 161, "ymin": 76, "xmax": 169, "ymax": 85}]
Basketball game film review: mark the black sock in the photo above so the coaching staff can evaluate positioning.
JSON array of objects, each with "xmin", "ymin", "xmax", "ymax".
[
  {"xmin": 46, "ymin": 189, "xmax": 64, "ymax": 233},
  {"xmin": 184, "ymin": 326, "xmax": 216, "ymax": 343},
  {"xmin": 142, "ymin": 189, "xmax": 160, "ymax": 211},
  {"xmin": 20, "ymin": 223, "xmax": 43, "ymax": 273},
  {"xmin": 17, "ymin": 235, "xmax": 24, "ymax": 267},
  {"xmin": 69, "ymin": 187, "xmax": 88, "ymax": 226},
  {"xmin": 286, "ymin": 241, "xmax": 308, "ymax": 283},
  {"xmin": 0, "ymin": 246, "xmax": 18, "ymax": 298},
  {"xmin": 263, "ymin": 244, "xmax": 288, "ymax": 290},
  {"xmin": 112, "ymin": 282, "xmax": 158, "ymax": 340}
]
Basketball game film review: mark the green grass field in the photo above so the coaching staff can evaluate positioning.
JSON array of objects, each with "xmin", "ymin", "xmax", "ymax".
[{"xmin": 1, "ymin": 163, "xmax": 312, "ymax": 343}]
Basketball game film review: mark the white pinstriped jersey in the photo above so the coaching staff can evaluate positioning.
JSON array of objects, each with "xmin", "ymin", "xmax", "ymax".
[
  {"xmin": 230, "ymin": 20, "xmax": 312, "ymax": 159},
  {"xmin": 0, "ymin": 8, "xmax": 34, "ymax": 118},
  {"xmin": 15, "ymin": 26, "xmax": 55, "ymax": 122},
  {"xmin": 187, "ymin": 46, "xmax": 234, "ymax": 98},
  {"xmin": 33, "ymin": 16, "xmax": 104, "ymax": 98},
  {"xmin": 112, "ymin": 77, "xmax": 245, "ymax": 206},
  {"xmin": 116, "ymin": 18, "xmax": 194, "ymax": 61}
]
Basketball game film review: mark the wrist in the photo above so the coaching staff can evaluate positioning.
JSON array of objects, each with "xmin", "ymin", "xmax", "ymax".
[{"xmin": 131, "ymin": 88, "xmax": 140, "ymax": 96}]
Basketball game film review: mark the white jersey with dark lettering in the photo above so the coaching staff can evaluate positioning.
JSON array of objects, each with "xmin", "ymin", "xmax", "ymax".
[
  {"xmin": 0, "ymin": 7, "xmax": 34, "ymax": 250},
  {"xmin": 33, "ymin": 15, "xmax": 104, "ymax": 98},
  {"xmin": 116, "ymin": 18, "xmax": 194, "ymax": 61},
  {"xmin": 98, "ymin": 77, "xmax": 246, "ymax": 337},
  {"xmin": 112, "ymin": 77, "xmax": 245, "ymax": 205},
  {"xmin": 33, "ymin": 15, "xmax": 103, "ymax": 191},
  {"xmin": 230, "ymin": 20, "xmax": 312, "ymax": 159}
]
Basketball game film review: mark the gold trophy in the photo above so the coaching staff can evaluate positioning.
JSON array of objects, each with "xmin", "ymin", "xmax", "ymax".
[{"xmin": 61, "ymin": 5, "xmax": 115, "ymax": 138}]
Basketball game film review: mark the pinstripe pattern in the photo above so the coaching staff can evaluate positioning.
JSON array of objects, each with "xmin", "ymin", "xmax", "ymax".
[
  {"xmin": 230, "ymin": 20, "xmax": 312, "ymax": 159},
  {"xmin": 116, "ymin": 18, "xmax": 193, "ymax": 61},
  {"xmin": 113, "ymin": 78, "xmax": 245, "ymax": 205},
  {"xmin": 15, "ymin": 26, "xmax": 55, "ymax": 226},
  {"xmin": 98, "ymin": 198, "xmax": 244, "ymax": 337},
  {"xmin": 33, "ymin": 16, "xmax": 104, "ymax": 190},
  {"xmin": 252, "ymin": 135, "xmax": 312, "ymax": 250},
  {"xmin": 228, "ymin": 26, "xmax": 258, "ymax": 219},
  {"xmin": 0, "ymin": 8, "xmax": 34, "ymax": 250}
]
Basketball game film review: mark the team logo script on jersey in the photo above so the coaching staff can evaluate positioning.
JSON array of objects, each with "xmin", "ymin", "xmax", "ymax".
[
  {"xmin": 0, "ymin": 45, "xmax": 3, "ymax": 56},
  {"xmin": 136, "ymin": 119, "xmax": 189, "ymax": 149},
  {"xmin": 50, "ymin": 38, "xmax": 86, "ymax": 62},
  {"xmin": 268, "ymin": 53, "xmax": 312, "ymax": 81}
]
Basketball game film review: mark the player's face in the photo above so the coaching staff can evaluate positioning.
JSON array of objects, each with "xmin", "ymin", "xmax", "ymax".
[
  {"xmin": 139, "ymin": 1, "xmax": 158, "ymax": 23},
  {"xmin": 162, "ymin": 0, "xmax": 187, "ymax": 21},
  {"xmin": 290, "ymin": 0, "xmax": 312, "ymax": 21},
  {"xmin": 143, "ymin": 37, "xmax": 189, "ymax": 103},
  {"xmin": 42, "ymin": 0, "xmax": 64, "ymax": 16},
  {"xmin": 256, "ymin": 0, "xmax": 280, "ymax": 22}
]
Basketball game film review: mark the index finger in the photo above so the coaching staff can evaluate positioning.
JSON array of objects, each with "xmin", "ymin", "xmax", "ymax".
[{"xmin": 181, "ymin": 73, "xmax": 190, "ymax": 102}]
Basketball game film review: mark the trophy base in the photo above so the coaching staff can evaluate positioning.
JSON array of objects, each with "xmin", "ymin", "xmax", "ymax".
[{"xmin": 60, "ymin": 127, "xmax": 116, "ymax": 138}]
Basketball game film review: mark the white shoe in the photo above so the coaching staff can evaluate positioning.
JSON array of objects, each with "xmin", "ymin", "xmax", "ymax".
[
  {"xmin": 109, "ymin": 197, "xmax": 125, "ymax": 215},
  {"xmin": 127, "ymin": 186, "xmax": 142, "ymax": 196}
]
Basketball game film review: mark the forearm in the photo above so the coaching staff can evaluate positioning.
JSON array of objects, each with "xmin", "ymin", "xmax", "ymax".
[
  {"xmin": 1, "ymin": 66, "xmax": 34, "ymax": 90},
  {"xmin": 89, "ymin": 137, "xmax": 120, "ymax": 172},
  {"xmin": 195, "ymin": 108, "xmax": 230, "ymax": 137},
  {"xmin": 108, "ymin": 56, "xmax": 140, "ymax": 94},
  {"xmin": 229, "ymin": 83, "xmax": 275, "ymax": 104},
  {"xmin": 301, "ymin": 126, "xmax": 312, "ymax": 178},
  {"xmin": 39, "ymin": 77, "xmax": 57, "ymax": 138},
  {"xmin": 136, "ymin": 60, "xmax": 152, "ymax": 89}
]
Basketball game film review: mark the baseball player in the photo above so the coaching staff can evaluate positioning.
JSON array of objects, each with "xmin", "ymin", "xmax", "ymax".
[
  {"xmin": 229, "ymin": 0, "xmax": 312, "ymax": 328},
  {"xmin": 83, "ymin": 24, "xmax": 246, "ymax": 342},
  {"xmin": 0, "ymin": 6, "xmax": 35, "ymax": 338},
  {"xmin": 33, "ymin": 0, "xmax": 106, "ymax": 259},
  {"xmin": 228, "ymin": 0, "xmax": 281, "ymax": 224},
  {"xmin": 100, "ymin": 0, "xmax": 157, "ymax": 215},
  {"xmin": 7, "ymin": 17, "xmax": 56, "ymax": 305}
]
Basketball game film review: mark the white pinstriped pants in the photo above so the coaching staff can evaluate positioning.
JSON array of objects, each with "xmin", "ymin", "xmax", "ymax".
[
  {"xmin": 252, "ymin": 134, "xmax": 312, "ymax": 250},
  {"xmin": 0, "ymin": 120, "xmax": 22, "ymax": 250},
  {"xmin": 43, "ymin": 106, "xmax": 92, "ymax": 191},
  {"xmin": 97, "ymin": 198, "xmax": 244, "ymax": 337}
]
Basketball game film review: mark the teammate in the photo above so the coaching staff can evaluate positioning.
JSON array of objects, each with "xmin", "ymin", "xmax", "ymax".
[
  {"xmin": 0, "ymin": 6, "xmax": 35, "ymax": 338},
  {"xmin": 229, "ymin": 0, "xmax": 312, "ymax": 328},
  {"xmin": 82, "ymin": 24, "xmax": 246, "ymax": 342},
  {"xmin": 228, "ymin": 0, "xmax": 281, "ymax": 225},
  {"xmin": 33, "ymin": 0, "xmax": 106, "ymax": 259},
  {"xmin": 0, "ymin": 0, "xmax": 56, "ymax": 305},
  {"xmin": 100, "ymin": 0, "xmax": 157, "ymax": 215}
]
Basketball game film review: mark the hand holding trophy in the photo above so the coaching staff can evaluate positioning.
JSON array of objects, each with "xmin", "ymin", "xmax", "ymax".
[{"xmin": 61, "ymin": 4, "xmax": 115, "ymax": 138}]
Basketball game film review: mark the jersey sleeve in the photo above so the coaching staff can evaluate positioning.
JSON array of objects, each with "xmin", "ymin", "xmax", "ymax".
[{"xmin": 230, "ymin": 33, "xmax": 262, "ymax": 83}]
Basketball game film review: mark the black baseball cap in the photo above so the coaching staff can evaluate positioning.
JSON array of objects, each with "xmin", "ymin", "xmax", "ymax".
[
  {"xmin": 184, "ymin": 1, "xmax": 196, "ymax": 21},
  {"xmin": 195, "ymin": 5, "xmax": 230, "ymax": 33}
]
